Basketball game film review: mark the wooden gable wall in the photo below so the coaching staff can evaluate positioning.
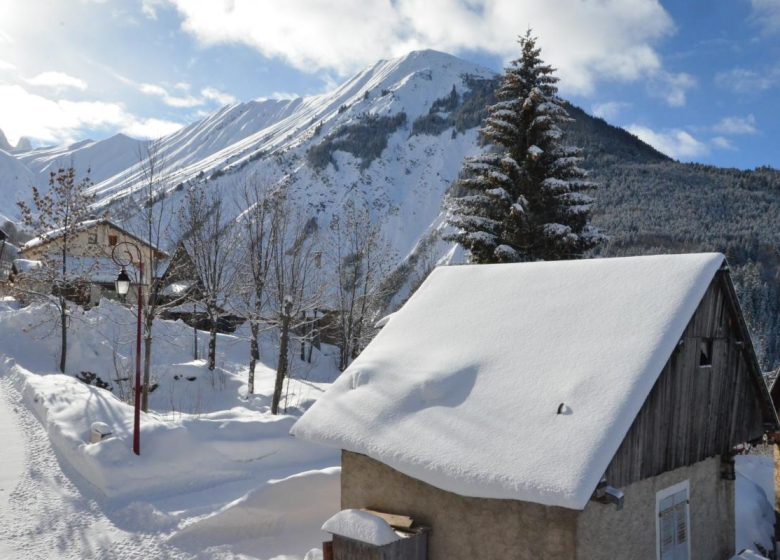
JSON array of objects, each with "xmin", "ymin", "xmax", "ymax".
[{"xmin": 604, "ymin": 270, "xmax": 774, "ymax": 488}]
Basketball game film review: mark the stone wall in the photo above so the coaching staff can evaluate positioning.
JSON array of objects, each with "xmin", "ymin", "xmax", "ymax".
[
  {"xmin": 341, "ymin": 452, "xmax": 734, "ymax": 560},
  {"xmin": 341, "ymin": 450, "xmax": 578, "ymax": 560},
  {"xmin": 577, "ymin": 455, "xmax": 734, "ymax": 560}
]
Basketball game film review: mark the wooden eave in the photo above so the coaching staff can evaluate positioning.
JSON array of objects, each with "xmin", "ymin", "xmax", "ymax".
[{"xmin": 717, "ymin": 265, "xmax": 780, "ymax": 432}]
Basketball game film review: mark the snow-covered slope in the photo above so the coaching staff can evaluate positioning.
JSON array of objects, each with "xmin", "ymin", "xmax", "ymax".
[
  {"xmin": 85, "ymin": 50, "xmax": 493, "ymax": 266},
  {"xmin": 0, "ymin": 50, "xmax": 495, "ymax": 279},
  {"xmin": 16, "ymin": 133, "xmax": 147, "ymax": 186},
  {"xmin": 0, "ymin": 149, "xmax": 36, "ymax": 224}
]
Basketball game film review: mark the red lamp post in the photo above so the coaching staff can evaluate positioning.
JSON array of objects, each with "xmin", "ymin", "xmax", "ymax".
[{"xmin": 112, "ymin": 242, "xmax": 144, "ymax": 456}]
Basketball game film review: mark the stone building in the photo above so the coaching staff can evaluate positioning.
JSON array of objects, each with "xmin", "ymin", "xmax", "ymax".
[{"xmin": 293, "ymin": 253, "xmax": 777, "ymax": 560}]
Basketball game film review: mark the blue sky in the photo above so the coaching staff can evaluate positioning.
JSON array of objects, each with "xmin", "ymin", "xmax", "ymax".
[{"xmin": 0, "ymin": 0, "xmax": 777, "ymax": 170}]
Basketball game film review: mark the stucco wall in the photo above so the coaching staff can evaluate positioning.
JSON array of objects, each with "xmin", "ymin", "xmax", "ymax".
[
  {"xmin": 577, "ymin": 456, "xmax": 734, "ymax": 560},
  {"xmin": 341, "ymin": 450, "xmax": 578, "ymax": 560},
  {"xmin": 22, "ymin": 222, "xmax": 161, "ymax": 281},
  {"xmin": 341, "ymin": 452, "xmax": 734, "ymax": 560}
]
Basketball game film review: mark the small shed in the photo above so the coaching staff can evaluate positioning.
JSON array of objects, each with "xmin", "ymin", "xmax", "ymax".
[{"xmin": 293, "ymin": 253, "xmax": 777, "ymax": 560}]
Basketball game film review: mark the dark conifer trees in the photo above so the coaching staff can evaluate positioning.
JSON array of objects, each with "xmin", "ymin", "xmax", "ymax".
[{"xmin": 447, "ymin": 31, "xmax": 602, "ymax": 262}]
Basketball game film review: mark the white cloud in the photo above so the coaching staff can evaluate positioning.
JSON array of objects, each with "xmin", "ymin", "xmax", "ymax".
[
  {"xmin": 121, "ymin": 117, "xmax": 184, "ymax": 139},
  {"xmin": 141, "ymin": 0, "xmax": 165, "ymax": 19},
  {"xmin": 139, "ymin": 82, "xmax": 202, "ymax": 108},
  {"xmin": 713, "ymin": 114, "xmax": 757, "ymax": 135},
  {"xmin": 26, "ymin": 71, "xmax": 88, "ymax": 91},
  {"xmin": 715, "ymin": 66, "xmax": 778, "ymax": 94},
  {"xmin": 0, "ymin": 84, "xmax": 182, "ymax": 144},
  {"xmin": 201, "ymin": 87, "xmax": 236, "ymax": 105},
  {"xmin": 591, "ymin": 101, "xmax": 630, "ymax": 121},
  {"xmin": 0, "ymin": 59, "xmax": 15, "ymax": 71},
  {"xmin": 711, "ymin": 136, "xmax": 736, "ymax": 150},
  {"xmin": 625, "ymin": 124, "xmax": 708, "ymax": 160},
  {"xmin": 138, "ymin": 82, "xmax": 236, "ymax": 108},
  {"xmin": 648, "ymin": 71, "xmax": 696, "ymax": 107},
  {"xmin": 164, "ymin": 0, "xmax": 675, "ymax": 95},
  {"xmin": 255, "ymin": 92, "xmax": 300, "ymax": 102},
  {"xmin": 750, "ymin": 0, "xmax": 780, "ymax": 34}
]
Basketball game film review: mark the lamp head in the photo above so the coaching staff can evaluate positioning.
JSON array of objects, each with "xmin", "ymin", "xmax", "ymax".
[{"xmin": 115, "ymin": 268, "xmax": 131, "ymax": 296}]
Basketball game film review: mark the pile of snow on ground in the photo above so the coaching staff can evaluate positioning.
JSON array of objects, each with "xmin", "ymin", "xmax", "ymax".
[{"xmin": 0, "ymin": 297, "xmax": 341, "ymax": 559}]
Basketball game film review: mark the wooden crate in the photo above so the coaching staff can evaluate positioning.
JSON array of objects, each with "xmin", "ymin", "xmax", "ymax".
[{"xmin": 331, "ymin": 527, "xmax": 429, "ymax": 560}]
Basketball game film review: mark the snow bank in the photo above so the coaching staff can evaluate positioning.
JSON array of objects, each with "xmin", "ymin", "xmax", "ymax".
[
  {"xmin": 169, "ymin": 467, "xmax": 340, "ymax": 558},
  {"xmin": 322, "ymin": 509, "xmax": 401, "ymax": 546},
  {"xmin": 0, "ymin": 299, "xmax": 340, "ymax": 500},
  {"xmin": 2, "ymin": 359, "xmax": 336, "ymax": 499},
  {"xmin": 735, "ymin": 454, "xmax": 775, "ymax": 556},
  {"xmin": 732, "ymin": 551, "xmax": 769, "ymax": 560},
  {"xmin": 293, "ymin": 254, "xmax": 725, "ymax": 509}
]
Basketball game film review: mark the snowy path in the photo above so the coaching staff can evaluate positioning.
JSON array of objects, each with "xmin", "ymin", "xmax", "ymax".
[
  {"xmin": 0, "ymin": 377, "xmax": 193, "ymax": 560},
  {"xmin": 0, "ymin": 376, "xmax": 25, "ymax": 558}
]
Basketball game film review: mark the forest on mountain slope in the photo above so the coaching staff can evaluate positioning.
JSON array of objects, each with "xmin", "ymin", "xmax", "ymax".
[
  {"xmin": 565, "ymin": 105, "xmax": 780, "ymax": 371},
  {"xmin": 415, "ymin": 76, "xmax": 780, "ymax": 370}
]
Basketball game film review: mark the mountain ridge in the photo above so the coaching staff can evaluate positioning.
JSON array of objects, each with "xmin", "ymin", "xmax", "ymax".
[{"xmin": 1, "ymin": 49, "xmax": 778, "ymax": 368}]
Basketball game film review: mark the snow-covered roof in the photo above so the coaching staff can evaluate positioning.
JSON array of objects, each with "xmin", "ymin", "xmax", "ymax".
[
  {"xmin": 22, "ymin": 219, "xmax": 103, "ymax": 251},
  {"xmin": 322, "ymin": 510, "xmax": 403, "ymax": 546},
  {"xmin": 22, "ymin": 218, "xmax": 167, "ymax": 257},
  {"xmin": 12, "ymin": 258, "xmax": 42, "ymax": 273},
  {"xmin": 160, "ymin": 281, "xmax": 193, "ymax": 297},
  {"xmin": 292, "ymin": 253, "xmax": 727, "ymax": 510}
]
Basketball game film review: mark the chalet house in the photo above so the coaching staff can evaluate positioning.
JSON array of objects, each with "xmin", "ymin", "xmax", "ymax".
[
  {"xmin": 292, "ymin": 253, "xmax": 777, "ymax": 560},
  {"xmin": 13, "ymin": 218, "xmax": 168, "ymax": 306}
]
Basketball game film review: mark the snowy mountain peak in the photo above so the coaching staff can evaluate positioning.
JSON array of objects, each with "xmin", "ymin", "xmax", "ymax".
[
  {"xmin": 14, "ymin": 137, "xmax": 33, "ymax": 152},
  {"xmin": 0, "ymin": 49, "xmax": 502, "ymax": 280},
  {"xmin": 0, "ymin": 128, "xmax": 11, "ymax": 152},
  {"xmin": 0, "ymin": 129, "xmax": 36, "ymax": 153}
]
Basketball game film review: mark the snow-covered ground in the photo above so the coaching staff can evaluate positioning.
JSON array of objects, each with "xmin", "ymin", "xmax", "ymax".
[
  {"xmin": 0, "ymin": 296, "xmax": 776, "ymax": 558},
  {"xmin": 0, "ymin": 298, "xmax": 340, "ymax": 559},
  {"xmin": 736, "ymin": 453, "xmax": 775, "ymax": 558}
]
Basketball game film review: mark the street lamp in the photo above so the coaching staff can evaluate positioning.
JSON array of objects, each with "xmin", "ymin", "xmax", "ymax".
[
  {"xmin": 111, "ymin": 242, "xmax": 144, "ymax": 456},
  {"xmin": 114, "ymin": 268, "xmax": 131, "ymax": 298},
  {"xmin": 0, "ymin": 228, "xmax": 8, "ymax": 282}
]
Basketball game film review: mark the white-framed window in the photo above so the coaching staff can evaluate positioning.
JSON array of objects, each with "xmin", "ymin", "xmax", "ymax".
[{"xmin": 656, "ymin": 480, "xmax": 690, "ymax": 560}]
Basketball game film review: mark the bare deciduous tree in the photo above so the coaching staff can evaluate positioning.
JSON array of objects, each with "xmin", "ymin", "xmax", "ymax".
[
  {"xmin": 327, "ymin": 199, "xmax": 396, "ymax": 370},
  {"xmin": 233, "ymin": 176, "xmax": 286, "ymax": 394},
  {"xmin": 268, "ymin": 197, "xmax": 322, "ymax": 414},
  {"xmin": 178, "ymin": 184, "xmax": 238, "ymax": 371},
  {"xmin": 17, "ymin": 167, "xmax": 98, "ymax": 372},
  {"xmin": 131, "ymin": 140, "xmax": 192, "ymax": 411}
]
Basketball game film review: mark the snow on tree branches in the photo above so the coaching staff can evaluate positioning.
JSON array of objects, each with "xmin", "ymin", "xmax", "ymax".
[{"xmin": 446, "ymin": 30, "xmax": 603, "ymax": 262}]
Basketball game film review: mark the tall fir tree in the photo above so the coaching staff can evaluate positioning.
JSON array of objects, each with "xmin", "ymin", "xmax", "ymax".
[{"xmin": 447, "ymin": 30, "xmax": 602, "ymax": 263}]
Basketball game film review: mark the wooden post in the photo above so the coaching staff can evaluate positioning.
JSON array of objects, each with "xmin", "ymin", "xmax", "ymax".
[
  {"xmin": 774, "ymin": 443, "xmax": 780, "ymax": 544},
  {"xmin": 322, "ymin": 541, "xmax": 333, "ymax": 560}
]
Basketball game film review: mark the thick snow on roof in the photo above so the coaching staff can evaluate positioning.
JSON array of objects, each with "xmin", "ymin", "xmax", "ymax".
[
  {"xmin": 12, "ymin": 258, "xmax": 43, "ymax": 273},
  {"xmin": 322, "ymin": 509, "xmax": 402, "ymax": 546},
  {"xmin": 22, "ymin": 219, "xmax": 103, "ymax": 251},
  {"xmin": 292, "ymin": 253, "xmax": 726, "ymax": 510},
  {"xmin": 22, "ymin": 219, "xmax": 166, "ymax": 257}
]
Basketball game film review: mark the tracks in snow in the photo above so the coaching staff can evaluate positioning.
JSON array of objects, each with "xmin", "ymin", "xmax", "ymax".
[{"xmin": 0, "ymin": 376, "xmax": 194, "ymax": 560}]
